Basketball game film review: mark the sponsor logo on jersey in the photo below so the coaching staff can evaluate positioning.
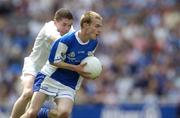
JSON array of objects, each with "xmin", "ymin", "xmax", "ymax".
[
  {"xmin": 68, "ymin": 52, "xmax": 75, "ymax": 58},
  {"xmin": 54, "ymin": 53, "xmax": 66, "ymax": 62},
  {"xmin": 78, "ymin": 51, "xmax": 85, "ymax": 54}
]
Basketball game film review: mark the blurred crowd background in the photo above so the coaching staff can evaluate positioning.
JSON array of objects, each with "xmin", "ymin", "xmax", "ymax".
[{"xmin": 0, "ymin": 0, "xmax": 179, "ymax": 117}]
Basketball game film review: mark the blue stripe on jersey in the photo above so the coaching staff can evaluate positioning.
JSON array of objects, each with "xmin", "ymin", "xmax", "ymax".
[{"xmin": 49, "ymin": 31, "xmax": 98, "ymax": 89}]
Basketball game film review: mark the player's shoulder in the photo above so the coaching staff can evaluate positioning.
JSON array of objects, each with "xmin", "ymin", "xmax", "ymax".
[
  {"xmin": 43, "ymin": 21, "xmax": 57, "ymax": 31},
  {"xmin": 44, "ymin": 21, "xmax": 54, "ymax": 27},
  {"xmin": 60, "ymin": 31, "xmax": 76, "ymax": 44},
  {"xmin": 90, "ymin": 38, "xmax": 98, "ymax": 45},
  {"xmin": 88, "ymin": 38, "xmax": 99, "ymax": 49}
]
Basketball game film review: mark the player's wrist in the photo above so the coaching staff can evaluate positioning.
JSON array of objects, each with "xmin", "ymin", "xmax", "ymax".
[{"xmin": 71, "ymin": 65, "xmax": 77, "ymax": 72}]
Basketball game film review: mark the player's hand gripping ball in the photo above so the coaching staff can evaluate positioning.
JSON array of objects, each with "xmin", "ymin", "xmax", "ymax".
[{"xmin": 81, "ymin": 56, "xmax": 102, "ymax": 79}]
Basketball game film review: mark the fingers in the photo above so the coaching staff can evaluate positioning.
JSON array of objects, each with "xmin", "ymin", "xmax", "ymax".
[
  {"xmin": 76, "ymin": 63, "xmax": 93, "ymax": 79},
  {"xmin": 82, "ymin": 71, "xmax": 91, "ymax": 75},
  {"xmin": 80, "ymin": 71, "xmax": 92, "ymax": 79},
  {"xmin": 79, "ymin": 71, "xmax": 91, "ymax": 76},
  {"xmin": 81, "ymin": 75, "xmax": 92, "ymax": 80},
  {"xmin": 80, "ymin": 62, "xmax": 87, "ymax": 67}
]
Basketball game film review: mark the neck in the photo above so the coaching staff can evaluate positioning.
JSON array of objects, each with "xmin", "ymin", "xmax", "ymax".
[{"xmin": 78, "ymin": 30, "xmax": 89, "ymax": 43}]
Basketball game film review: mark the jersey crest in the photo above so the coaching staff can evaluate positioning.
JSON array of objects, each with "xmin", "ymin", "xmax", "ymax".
[{"xmin": 68, "ymin": 52, "xmax": 75, "ymax": 58}]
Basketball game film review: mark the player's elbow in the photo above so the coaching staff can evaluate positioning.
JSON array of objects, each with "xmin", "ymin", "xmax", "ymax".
[
  {"xmin": 49, "ymin": 61, "xmax": 61, "ymax": 67},
  {"xmin": 49, "ymin": 61, "xmax": 59, "ymax": 67},
  {"xmin": 49, "ymin": 59, "xmax": 54, "ymax": 65},
  {"xmin": 49, "ymin": 58, "xmax": 59, "ymax": 65}
]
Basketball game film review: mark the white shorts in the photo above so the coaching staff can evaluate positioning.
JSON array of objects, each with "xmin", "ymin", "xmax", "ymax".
[
  {"xmin": 21, "ymin": 57, "xmax": 38, "ymax": 80},
  {"xmin": 33, "ymin": 72, "xmax": 76, "ymax": 102}
]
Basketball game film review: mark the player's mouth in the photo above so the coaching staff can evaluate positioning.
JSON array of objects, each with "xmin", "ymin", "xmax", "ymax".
[
  {"xmin": 96, "ymin": 34, "xmax": 100, "ymax": 38},
  {"xmin": 95, "ymin": 34, "xmax": 99, "ymax": 37}
]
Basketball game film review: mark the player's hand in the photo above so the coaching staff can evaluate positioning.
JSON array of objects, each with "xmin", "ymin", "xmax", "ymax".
[{"xmin": 75, "ymin": 63, "xmax": 92, "ymax": 79}]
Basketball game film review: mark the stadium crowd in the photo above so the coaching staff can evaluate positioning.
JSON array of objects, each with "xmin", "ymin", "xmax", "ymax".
[{"xmin": 0, "ymin": 0, "xmax": 179, "ymax": 117}]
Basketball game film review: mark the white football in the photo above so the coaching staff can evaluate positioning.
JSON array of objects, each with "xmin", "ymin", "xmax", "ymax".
[{"xmin": 81, "ymin": 56, "xmax": 102, "ymax": 79}]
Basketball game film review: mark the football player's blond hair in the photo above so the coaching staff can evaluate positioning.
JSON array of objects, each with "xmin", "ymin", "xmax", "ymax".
[{"xmin": 80, "ymin": 11, "xmax": 103, "ymax": 28}]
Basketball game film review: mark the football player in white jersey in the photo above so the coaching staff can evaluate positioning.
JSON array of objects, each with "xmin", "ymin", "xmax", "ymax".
[
  {"xmin": 20, "ymin": 11, "xmax": 103, "ymax": 118},
  {"xmin": 10, "ymin": 8, "xmax": 74, "ymax": 118}
]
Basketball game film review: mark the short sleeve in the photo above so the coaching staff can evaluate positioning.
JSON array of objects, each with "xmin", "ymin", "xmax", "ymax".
[{"xmin": 49, "ymin": 41, "xmax": 68, "ymax": 63}]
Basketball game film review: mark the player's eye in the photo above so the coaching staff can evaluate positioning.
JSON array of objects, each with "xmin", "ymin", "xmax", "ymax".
[
  {"xmin": 63, "ymin": 23, "xmax": 67, "ymax": 26},
  {"xmin": 96, "ymin": 24, "xmax": 101, "ymax": 28}
]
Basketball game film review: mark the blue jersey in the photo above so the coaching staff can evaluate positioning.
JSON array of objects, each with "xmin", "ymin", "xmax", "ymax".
[{"xmin": 41, "ymin": 31, "xmax": 98, "ymax": 90}]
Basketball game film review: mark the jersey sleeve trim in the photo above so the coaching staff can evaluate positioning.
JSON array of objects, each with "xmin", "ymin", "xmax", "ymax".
[{"xmin": 49, "ymin": 41, "xmax": 68, "ymax": 63}]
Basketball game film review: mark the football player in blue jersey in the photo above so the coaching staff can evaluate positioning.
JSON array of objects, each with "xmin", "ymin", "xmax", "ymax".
[
  {"xmin": 11, "ymin": 8, "xmax": 74, "ymax": 118},
  {"xmin": 20, "ymin": 11, "xmax": 103, "ymax": 118}
]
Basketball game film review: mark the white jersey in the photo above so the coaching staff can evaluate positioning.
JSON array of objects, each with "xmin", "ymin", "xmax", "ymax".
[{"xmin": 22, "ymin": 21, "xmax": 74, "ymax": 76}]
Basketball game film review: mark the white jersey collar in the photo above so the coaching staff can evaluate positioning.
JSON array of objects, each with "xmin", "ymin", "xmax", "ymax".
[{"xmin": 75, "ymin": 31, "xmax": 89, "ymax": 45}]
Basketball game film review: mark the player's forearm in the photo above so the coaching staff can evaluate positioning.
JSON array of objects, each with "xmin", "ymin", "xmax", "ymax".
[{"xmin": 51, "ymin": 61, "xmax": 76, "ymax": 71}]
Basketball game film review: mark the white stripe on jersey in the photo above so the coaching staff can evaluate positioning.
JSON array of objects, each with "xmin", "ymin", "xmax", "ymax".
[
  {"xmin": 54, "ymin": 42, "xmax": 68, "ymax": 63},
  {"xmin": 41, "ymin": 61, "xmax": 57, "ymax": 77},
  {"xmin": 41, "ymin": 42, "xmax": 67, "ymax": 78}
]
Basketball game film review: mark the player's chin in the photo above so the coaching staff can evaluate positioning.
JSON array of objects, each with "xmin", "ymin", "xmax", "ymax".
[
  {"xmin": 61, "ymin": 32, "xmax": 66, "ymax": 35},
  {"xmin": 95, "ymin": 34, "xmax": 100, "ymax": 39},
  {"xmin": 61, "ymin": 31, "xmax": 68, "ymax": 35},
  {"xmin": 91, "ymin": 34, "xmax": 96, "ymax": 39},
  {"xmin": 92, "ymin": 36, "xmax": 98, "ymax": 40}
]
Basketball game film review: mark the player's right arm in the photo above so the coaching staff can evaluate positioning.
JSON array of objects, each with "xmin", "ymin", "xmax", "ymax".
[{"xmin": 48, "ymin": 40, "xmax": 91, "ymax": 79}]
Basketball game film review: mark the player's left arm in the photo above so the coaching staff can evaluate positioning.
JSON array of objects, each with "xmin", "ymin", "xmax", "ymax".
[
  {"xmin": 92, "ymin": 44, "xmax": 98, "ymax": 55},
  {"xmin": 87, "ymin": 43, "xmax": 98, "ymax": 57},
  {"xmin": 48, "ymin": 41, "xmax": 77, "ymax": 71}
]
